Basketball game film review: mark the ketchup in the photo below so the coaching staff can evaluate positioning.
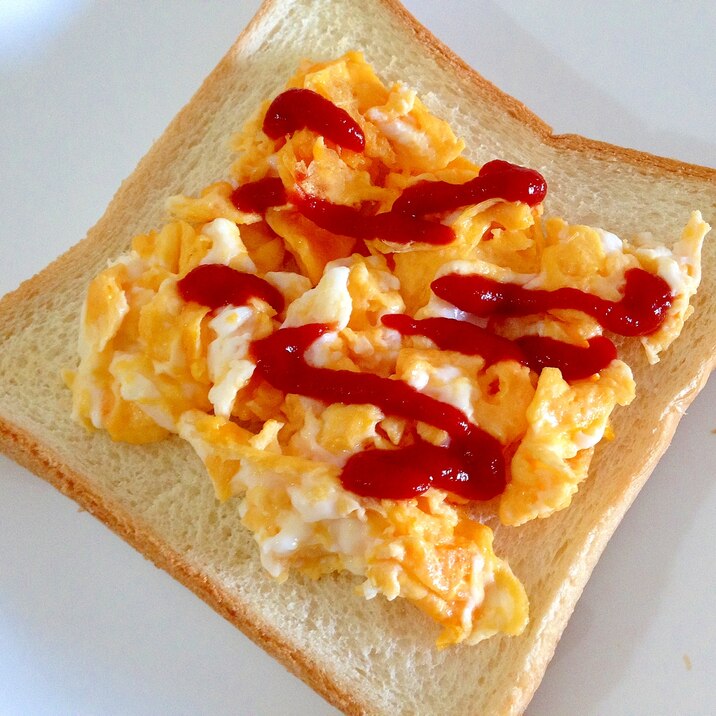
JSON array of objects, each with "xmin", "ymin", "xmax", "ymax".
[
  {"xmin": 392, "ymin": 159, "xmax": 547, "ymax": 216},
  {"xmin": 287, "ymin": 159, "xmax": 547, "ymax": 245},
  {"xmin": 514, "ymin": 335, "xmax": 617, "ymax": 382},
  {"xmin": 262, "ymin": 88, "xmax": 365, "ymax": 152},
  {"xmin": 341, "ymin": 441, "xmax": 496, "ymax": 501},
  {"xmin": 381, "ymin": 314, "xmax": 617, "ymax": 382},
  {"xmin": 231, "ymin": 177, "xmax": 287, "ymax": 213},
  {"xmin": 293, "ymin": 193, "xmax": 455, "ymax": 245},
  {"xmin": 228, "ymin": 163, "xmax": 548, "ymax": 247},
  {"xmin": 228, "ymin": 161, "xmax": 547, "ymax": 246},
  {"xmin": 431, "ymin": 268, "xmax": 672, "ymax": 337},
  {"xmin": 381, "ymin": 314, "xmax": 523, "ymax": 365},
  {"xmin": 251, "ymin": 324, "xmax": 506, "ymax": 500},
  {"xmin": 177, "ymin": 264, "xmax": 284, "ymax": 313},
  {"xmin": 228, "ymin": 183, "xmax": 454, "ymax": 245}
]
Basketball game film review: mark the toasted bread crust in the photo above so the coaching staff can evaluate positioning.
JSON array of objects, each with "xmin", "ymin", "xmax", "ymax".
[
  {"xmin": 0, "ymin": 1, "xmax": 714, "ymax": 714},
  {"xmin": 1, "ymin": 0, "xmax": 711, "ymax": 331},
  {"xmin": 0, "ymin": 414, "xmax": 364, "ymax": 715},
  {"xmin": 378, "ymin": 0, "xmax": 716, "ymax": 183}
]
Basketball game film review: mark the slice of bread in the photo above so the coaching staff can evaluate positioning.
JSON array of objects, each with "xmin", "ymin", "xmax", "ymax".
[{"xmin": 1, "ymin": 1, "xmax": 714, "ymax": 714}]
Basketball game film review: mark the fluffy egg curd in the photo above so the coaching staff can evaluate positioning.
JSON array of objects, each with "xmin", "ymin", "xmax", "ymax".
[{"xmin": 66, "ymin": 52, "xmax": 709, "ymax": 647}]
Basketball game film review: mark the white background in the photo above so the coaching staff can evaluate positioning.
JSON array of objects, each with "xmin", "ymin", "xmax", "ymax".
[{"xmin": 1, "ymin": 1, "xmax": 715, "ymax": 714}]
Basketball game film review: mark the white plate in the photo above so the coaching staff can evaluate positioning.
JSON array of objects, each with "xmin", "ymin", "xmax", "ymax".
[{"xmin": 1, "ymin": 2, "xmax": 714, "ymax": 713}]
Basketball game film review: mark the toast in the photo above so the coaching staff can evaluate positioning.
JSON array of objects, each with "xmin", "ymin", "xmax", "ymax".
[{"xmin": 1, "ymin": 1, "xmax": 715, "ymax": 714}]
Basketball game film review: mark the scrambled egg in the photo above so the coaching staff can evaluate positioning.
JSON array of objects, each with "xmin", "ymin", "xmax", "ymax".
[{"xmin": 67, "ymin": 51, "xmax": 709, "ymax": 646}]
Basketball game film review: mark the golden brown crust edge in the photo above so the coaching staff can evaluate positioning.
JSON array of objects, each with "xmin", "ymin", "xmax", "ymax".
[
  {"xmin": 0, "ymin": 0, "xmax": 715, "ymax": 714},
  {"xmin": 0, "ymin": 415, "xmax": 366, "ymax": 716},
  {"xmin": 379, "ymin": 0, "xmax": 716, "ymax": 182},
  {"xmin": 0, "ymin": 363, "xmax": 711, "ymax": 716},
  {"xmin": 508, "ymin": 360, "xmax": 714, "ymax": 716},
  {"xmin": 0, "ymin": 0, "xmax": 280, "ymax": 329}
]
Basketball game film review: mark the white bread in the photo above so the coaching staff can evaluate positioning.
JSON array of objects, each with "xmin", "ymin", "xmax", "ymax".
[{"xmin": 1, "ymin": 1, "xmax": 715, "ymax": 713}]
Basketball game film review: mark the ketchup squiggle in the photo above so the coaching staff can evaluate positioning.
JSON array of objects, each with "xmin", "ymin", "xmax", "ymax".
[
  {"xmin": 178, "ymin": 264, "xmax": 284, "ymax": 313},
  {"xmin": 381, "ymin": 314, "xmax": 617, "ymax": 382},
  {"xmin": 431, "ymin": 268, "xmax": 672, "ymax": 337},
  {"xmin": 262, "ymin": 88, "xmax": 365, "ymax": 152},
  {"xmin": 251, "ymin": 324, "xmax": 506, "ymax": 501}
]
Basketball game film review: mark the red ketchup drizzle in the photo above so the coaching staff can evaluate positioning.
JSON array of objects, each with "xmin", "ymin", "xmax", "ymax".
[
  {"xmin": 177, "ymin": 264, "xmax": 284, "ymax": 313},
  {"xmin": 231, "ymin": 177, "xmax": 287, "ymax": 213},
  {"xmin": 227, "ymin": 184, "xmax": 454, "ymax": 245},
  {"xmin": 293, "ymin": 193, "xmax": 455, "ymax": 245},
  {"xmin": 381, "ymin": 314, "xmax": 617, "ymax": 382},
  {"xmin": 514, "ymin": 335, "xmax": 616, "ymax": 382},
  {"xmin": 227, "ymin": 162, "xmax": 546, "ymax": 246},
  {"xmin": 382, "ymin": 314, "xmax": 522, "ymax": 365},
  {"xmin": 431, "ymin": 268, "xmax": 673, "ymax": 337},
  {"xmin": 262, "ymin": 88, "xmax": 365, "ymax": 152},
  {"xmin": 392, "ymin": 159, "xmax": 547, "ymax": 216},
  {"xmin": 251, "ymin": 324, "xmax": 506, "ymax": 501}
]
